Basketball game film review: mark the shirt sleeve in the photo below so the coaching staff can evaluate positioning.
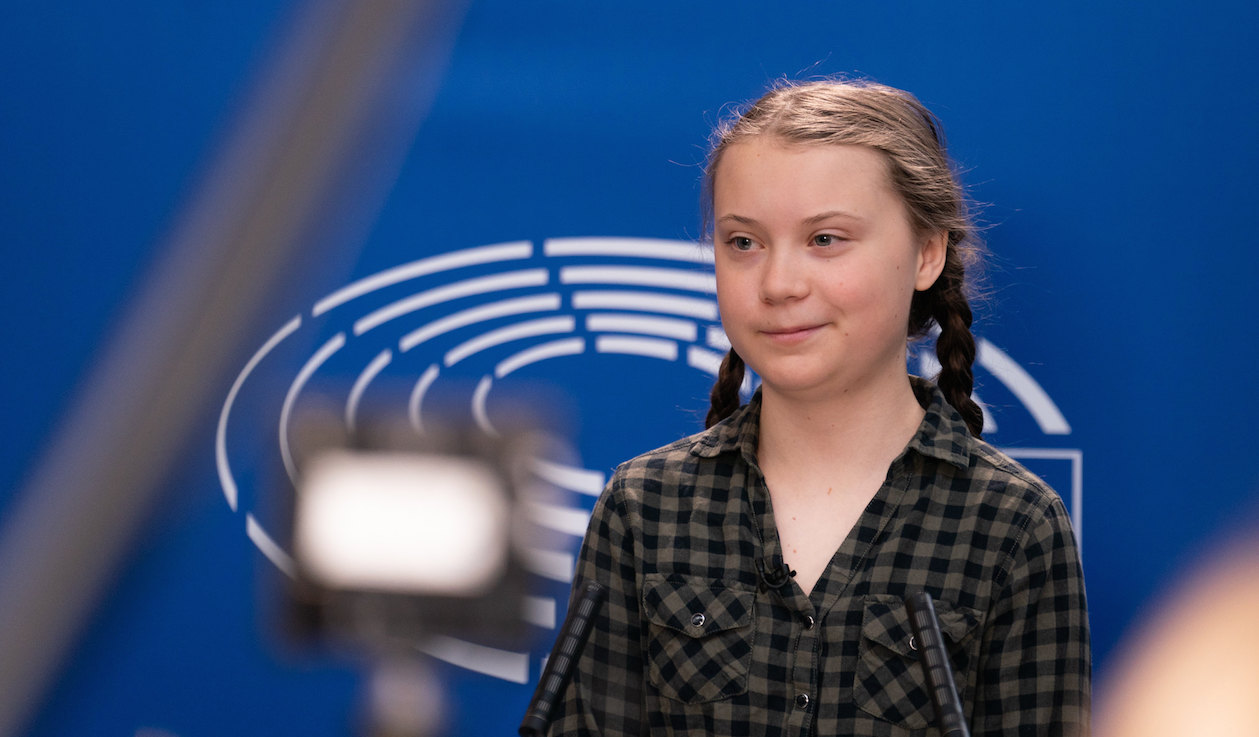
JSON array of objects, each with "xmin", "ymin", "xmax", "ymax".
[
  {"xmin": 971, "ymin": 494, "xmax": 1092, "ymax": 737},
  {"xmin": 547, "ymin": 470, "xmax": 648, "ymax": 737}
]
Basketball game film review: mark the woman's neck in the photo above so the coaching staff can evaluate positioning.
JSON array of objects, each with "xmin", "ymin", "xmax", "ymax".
[{"xmin": 757, "ymin": 371, "xmax": 925, "ymax": 480}]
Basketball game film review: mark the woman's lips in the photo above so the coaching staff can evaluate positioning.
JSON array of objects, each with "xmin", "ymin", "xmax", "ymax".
[{"xmin": 760, "ymin": 324, "xmax": 824, "ymax": 344}]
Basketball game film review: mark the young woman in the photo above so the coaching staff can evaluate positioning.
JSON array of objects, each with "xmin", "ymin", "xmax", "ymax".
[{"xmin": 548, "ymin": 79, "xmax": 1090, "ymax": 737}]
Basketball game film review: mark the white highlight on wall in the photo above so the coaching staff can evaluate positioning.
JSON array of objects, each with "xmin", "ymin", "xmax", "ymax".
[
  {"xmin": 354, "ymin": 269, "xmax": 549, "ymax": 335},
  {"xmin": 346, "ymin": 348, "xmax": 392, "ymax": 432},
  {"xmin": 444, "ymin": 316, "xmax": 576, "ymax": 367},
  {"xmin": 314, "ymin": 241, "xmax": 533, "ymax": 316},
  {"xmin": 560, "ymin": 266, "xmax": 717, "ymax": 293},
  {"xmin": 545, "ymin": 236, "xmax": 712, "ymax": 263},
  {"xmin": 495, "ymin": 338, "xmax": 585, "ymax": 378},
  {"xmin": 279, "ymin": 332, "xmax": 345, "ymax": 483},
  {"xmin": 595, "ymin": 335, "xmax": 679, "ymax": 361},
  {"xmin": 399, "ymin": 294, "xmax": 561, "ymax": 352},
  {"xmin": 217, "ymin": 314, "xmax": 301, "ymax": 511}
]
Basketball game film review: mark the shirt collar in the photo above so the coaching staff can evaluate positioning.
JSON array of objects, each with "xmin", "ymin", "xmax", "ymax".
[{"xmin": 690, "ymin": 376, "xmax": 972, "ymax": 471}]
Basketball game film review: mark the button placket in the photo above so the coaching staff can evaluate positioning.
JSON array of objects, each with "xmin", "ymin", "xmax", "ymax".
[{"xmin": 788, "ymin": 604, "xmax": 821, "ymax": 730}]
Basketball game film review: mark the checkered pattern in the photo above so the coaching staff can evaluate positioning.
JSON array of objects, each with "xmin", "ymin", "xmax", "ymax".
[{"xmin": 546, "ymin": 377, "xmax": 1090, "ymax": 737}]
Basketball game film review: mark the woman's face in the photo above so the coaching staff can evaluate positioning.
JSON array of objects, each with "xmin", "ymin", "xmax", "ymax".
[{"xmin": 711, "ymin": 138, "xmax": 945, "ymax": 402}]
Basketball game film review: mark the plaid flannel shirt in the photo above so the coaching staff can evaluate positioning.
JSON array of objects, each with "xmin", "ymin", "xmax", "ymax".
[{"xmin": 548, "ymin": 377, "xmax": 1090, "ymax": 737}]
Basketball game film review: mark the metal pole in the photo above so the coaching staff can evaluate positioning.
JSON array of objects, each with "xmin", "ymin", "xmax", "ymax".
[{"xmin": 0, "ymin": 2, "xmax": 465, "ymax": 734}]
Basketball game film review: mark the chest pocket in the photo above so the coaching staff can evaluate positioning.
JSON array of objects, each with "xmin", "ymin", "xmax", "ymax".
[
  {"xmin": 853, "ymin": 594, "xmax": 981, "ymax": 729},
  {"xmin": 642, "ymin": 574, "xmax": 755, "ymax": 704}
]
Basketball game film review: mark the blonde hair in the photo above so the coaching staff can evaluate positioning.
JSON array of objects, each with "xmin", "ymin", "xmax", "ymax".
[{"xmin": 703, "ymin": 79, "xmax": 984, "ymax": 436}]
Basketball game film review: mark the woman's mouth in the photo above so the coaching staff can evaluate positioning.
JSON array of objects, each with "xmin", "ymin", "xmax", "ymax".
[{"xmin": 761, "ymin": 325, "xmax": 824, "ymax": 344}]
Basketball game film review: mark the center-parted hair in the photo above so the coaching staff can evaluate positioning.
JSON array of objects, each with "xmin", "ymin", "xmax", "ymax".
[{"xmin": 703, "ymin": 78, "xmax": 985, "ymax": 437}]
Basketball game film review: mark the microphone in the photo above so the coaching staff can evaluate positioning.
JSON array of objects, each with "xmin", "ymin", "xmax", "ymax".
[
  {"xmin": 518, "ymin": 581, "xmax": 607, "ymax": 737},
  {"xmin": 755, "ymin": 557, "xmax": 796, "ymax": 592},
  {"xmin": 905, "ymin": 591, "xmax": 971, "ymax": 737}
]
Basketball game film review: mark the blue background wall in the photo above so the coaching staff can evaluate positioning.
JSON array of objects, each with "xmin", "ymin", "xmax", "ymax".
[{"xmin": 2, "ymin": 1, "xmax": 1258, "ymax": 735}]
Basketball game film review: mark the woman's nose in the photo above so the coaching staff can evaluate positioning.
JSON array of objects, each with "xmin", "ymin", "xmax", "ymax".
[{"xmin": 759, "ymin": 248, "xmax": 809, "ymax": 303}]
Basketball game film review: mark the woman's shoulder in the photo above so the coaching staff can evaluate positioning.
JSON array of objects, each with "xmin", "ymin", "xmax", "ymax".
[
  {"xmin": 945, "ymin": 436, "xmax": 1080, "ymax": 566},
  {"xmin": 962, "ymin": 437, "xmax": 1067, "ymax": 515},
  {"xmin": 912, "ymin": 376, "xmax": 1070, "ymax": 526},
  {"xmin": 611, "ymin": 399, "xmax": 753, "ymax": 478},
  {"xmin": 610, "ymin": 425, "xmax": 725, "ymax": 482}
]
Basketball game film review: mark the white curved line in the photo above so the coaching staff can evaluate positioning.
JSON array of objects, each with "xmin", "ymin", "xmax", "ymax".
[
  {"xmin": 525, "ymin": 501, "xmax": 593, "ymax": 537},
  {"xmin": 496, "ymin": 338, "xmax": 585, "ymax": 378},
  {"xmin": 279, "ymin": 332, "xmax": 346, "ymax": 483},
  {"xmin": 217, "ymin": 315, "xmax": 301, "ymax": 512},
  {"xmin": 586, "ymin": 313, "xmax": 697, "ymax": 341},
  {"xmin": 345, "ymin": 348, "xmax": 392, "ymax": 432},
  {"xmin": 689, "ymin": 345, "xmax": 755, "ymax": 396},
  {"xmin": 706, "ymin": 326, "xmax": 731, "ymax": 351},
  {"xmin": 572, "ymin": 290, "xmax": 718, "ymax": 320},
  {"xmin": 595, "ymin": 335, "xmax": 678, "ymax": 361},
  {"xmin": 977, "ymin": 339, "xmax": 1071, "ymax": 435},
  {"xmin": 687, "ymin": 345, "xmax": 725, "ymax": 376},
  {"xmin": 913, "ymin": 350, "xmax": 1000, "ymax": 432},
  {"xmin": 544, "ymin": 237, "xmax": 712, "ymax": 264},
  {"xmin": 530, "ymin": 458, "xmax": 606, "ymax": 497},
  {"xmin": 312, "ymin": 241, "xmax": 533, "ymax": 316},
  {"xmin": 444, "ymin": 316, "xmax": 576, "ymax": 367},
  {"xmin": 560, "ymin": 266, "xmax": 716, "ymax": 293},
  {"xmin": 353, "ymin": 269, "xmax": 549, "ymax": 335},
  {"xmin": 246, "ymin": 513, "xmax": 296, "ymax": 578},
  {"xmin": 408, "ymin": 364, "xmax": 440, "ymax": 433},
  {"xmin": 523, "ymin": 596, "xmax": 557, "ymax": 630},
  {"xmin": 973, "ymin": 389, "xmax": 998, "ymax": 434},
  {"xmin": 418, "ymin": 635, "xmax": 530, "ymax": 684},
  {"xmin": 472, "ymin": 375, "xmax": 495, "ymax": 435},
  {"xmin": 523, "ymin": 547, "xmax": 576, "ymax": 583},
  {"xmin": 399, "ymin": 294, "xmax": 561, "ymax": 352}
]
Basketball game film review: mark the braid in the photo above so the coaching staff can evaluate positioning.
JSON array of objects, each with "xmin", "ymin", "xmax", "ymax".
[
  {"xmin": 705, "ymin": 349, "xmax": 745, "ymax": 428},
  {"xmin": 923, "ymin": 248, "xmax": 983, "ymax": 438}
]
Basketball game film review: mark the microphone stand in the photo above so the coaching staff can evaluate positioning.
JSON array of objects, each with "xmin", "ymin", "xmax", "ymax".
[
  {"xmin": 519, "ymin": 581, "xmax": 607, "ymax": 737},
  {"xmin": 905, "ymin": 591, "xmax": 971, "ymax": 737}
]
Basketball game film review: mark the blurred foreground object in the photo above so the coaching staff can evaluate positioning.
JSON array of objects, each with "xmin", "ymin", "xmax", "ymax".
[
  {"xmin": 286, "ymin": 416, "xmax": 539, "ymax": 737},
  {"xmin": 1095, "ymin": 538, "xmax": 1259, "ymax": 737},
  {"xmin": 287, "ymin": 418, "xmax": 535, "ymax": 649},
  {"xmin": 0, "ymin": 1, "xmax": 466, "ymax": 735}
]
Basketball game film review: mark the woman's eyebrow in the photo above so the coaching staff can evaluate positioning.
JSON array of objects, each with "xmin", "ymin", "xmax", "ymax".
[
  {"xmin": 803, "ymin": 209, "xmax": 865, "ymax": 225},
  {"xmin": 716, "ymin": 214, "xmax": 760, "ymax": 227},
  {"xmin": 716, "ymin": 211, "xmax": 865, "ymax": 228}
]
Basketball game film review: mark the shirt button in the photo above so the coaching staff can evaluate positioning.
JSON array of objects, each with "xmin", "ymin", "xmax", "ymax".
[
  {"xmin": 795, "ymin": 693, "xmax": 810, "ymax": 709},
  {"xmin": 802, "ymin": 615, "xmax": 815, "ymax": 630},
  {"xmin": 690, "ymin": 612, "xmax": 706, "ymax": 627}
]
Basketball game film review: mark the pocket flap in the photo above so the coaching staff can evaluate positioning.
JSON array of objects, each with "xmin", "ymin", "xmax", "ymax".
[
  {"xmin": 643, "ymin": 575, "xmax": 754, "ymax": 637},
  {"xmin": 862, "ymin": 595, "xmax": 979, "ymax": 657}
]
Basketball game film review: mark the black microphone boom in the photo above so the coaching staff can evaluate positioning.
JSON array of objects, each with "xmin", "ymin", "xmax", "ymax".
[
  {"xmin": 519, "ymin": 581, "xmax": 607, "ymax": 737},
  {"xmin": 905, "ymin": 591, "xmax": 971, "ymax": 737}
]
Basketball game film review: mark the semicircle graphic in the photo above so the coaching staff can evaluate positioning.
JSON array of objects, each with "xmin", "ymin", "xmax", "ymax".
[{"xmin": 216, "ymin": 236, "xmax": 1078, "ymax": 684}]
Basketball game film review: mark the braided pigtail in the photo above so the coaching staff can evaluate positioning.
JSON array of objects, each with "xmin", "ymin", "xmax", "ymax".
[
  {"xmin": 915, "ymin": 242, "xmax": 983, "ymax": 438},
  {"xmin": 705, "ymin": 349, "xmax": 745, "ymax": 428}
]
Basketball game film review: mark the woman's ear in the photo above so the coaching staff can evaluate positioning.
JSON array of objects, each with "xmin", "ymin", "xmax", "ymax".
[{"xmin": 915, "ymin": 231, "xmax": 948, "ymax": 291}]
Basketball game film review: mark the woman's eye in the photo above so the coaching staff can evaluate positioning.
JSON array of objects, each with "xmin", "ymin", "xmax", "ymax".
[
  {"xmin": 813, "ymin": 234, "xmax": 840, "ymax": 247},
  {"xmin": 730, "ymin": 236, "xmax": 755, "ymax": 251}
]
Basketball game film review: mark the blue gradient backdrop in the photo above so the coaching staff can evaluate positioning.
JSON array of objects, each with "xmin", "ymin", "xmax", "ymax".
[{"xmin": 2, "ymin": 2, "xmax": 1257, "ymax": 735}]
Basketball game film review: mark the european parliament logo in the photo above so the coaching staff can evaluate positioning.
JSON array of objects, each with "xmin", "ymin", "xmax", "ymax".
[{"xmin": 216, "ymin": 237, "xmax": 1081, "ymax": 686}]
